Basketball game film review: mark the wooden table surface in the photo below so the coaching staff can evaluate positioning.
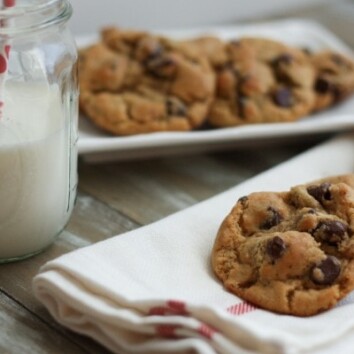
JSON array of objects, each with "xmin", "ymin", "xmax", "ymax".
[{"xmin": 1, "ymin": 2, "xmax": 354, "ymax": 353}]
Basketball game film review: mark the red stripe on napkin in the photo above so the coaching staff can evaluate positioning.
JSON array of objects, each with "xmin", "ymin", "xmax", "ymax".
[
  {"xmin": 155, "ymin": 324, "xmax": 179, "ymax": 338},
  {"xmin": 4, "ymin": 0, "xmax": 15, "ymax": 7},
  {"xmin": 198, "ymin": 324, "xmax": 217, "ymax": 339},
  {"xmin": 148, "ymin": 300, "xmax": 188, "ymax": 316},
  {"xmin": 227, "ymin": 302, "xmax": 257, "ymax": 315},
  {"xmin": 166, "ymin": 300, "xmax": 188, "ymax": 314},
  {"xmin": 148, "ymin": 306, "xmax": 169, "ymax": 315}
]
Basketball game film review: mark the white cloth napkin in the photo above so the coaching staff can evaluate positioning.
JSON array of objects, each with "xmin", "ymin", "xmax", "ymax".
[{"xmin": 33, "ymin": 133, "xmax": 354, "ymax": 354}]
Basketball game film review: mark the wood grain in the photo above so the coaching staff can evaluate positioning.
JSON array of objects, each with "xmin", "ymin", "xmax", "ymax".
[
  {"xmin": 0, "ymin": 292, "xmax": 88, "ymax": 354},
  {"xmin": 78, "ymin": 143, "xmax": 315, "ymax": 225}
]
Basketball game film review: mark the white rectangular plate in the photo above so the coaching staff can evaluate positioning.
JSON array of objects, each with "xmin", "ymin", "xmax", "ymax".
[{"xmin": 77, "ymin": 19, "xmax": 354, "ymax": 161}]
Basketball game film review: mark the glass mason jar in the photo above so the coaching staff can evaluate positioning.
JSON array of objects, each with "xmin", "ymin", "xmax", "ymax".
[{"xmin": 0, "ymin": 0, "xmax": 78, "ymax": 262}]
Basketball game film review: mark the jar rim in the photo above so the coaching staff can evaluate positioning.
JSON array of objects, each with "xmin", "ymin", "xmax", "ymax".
[{"xmin": 0, "ymin": 0, "xmax": 72, "ymax": 35}]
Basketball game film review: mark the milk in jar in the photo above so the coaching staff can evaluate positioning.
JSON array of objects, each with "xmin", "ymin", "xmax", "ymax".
[
  {"xmin": 0, "ymin": 0, "xmax": 78, "ymax": 262},
  {"xmin": 0, "ymin": 83, "xmax": 77, "ymax": 261}
]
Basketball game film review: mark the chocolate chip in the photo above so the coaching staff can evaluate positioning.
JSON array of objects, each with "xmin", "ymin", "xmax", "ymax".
[
  {"xmin": 261, "ymin": 207, "xmax": 283, "ymax": 230},
  {"xmin": 310, "ymin": 256, "xmax": 341, "ymax": 285},
  {"xmin": 146, "ymin": 55, "xmax": 177, "ymax": 78},
  {"xmin": 302, "ymin": 47, "xmax": 312, "ymax": 55},
  {"xmin": 136, "ymin": 38, "xmax": 164, "ymax": 62},
  {"xmin": 332, "ymin": 86, "xmax": 345, "ymax": 102},
  {"xmin": 273, "ymin": 53, "xmax": 294, "ymax": 65},
  {"xmin": 273, "ymin": 88, "xmax": 293, "ymax": 107},
  {"xmin": 230, "ymin": 40, "xmax": 241, "ymax": 47},
  {"xmin": 238, "ymin": 196, "xmax": 248, "ymax": 204},
  {"xmin": 307, "ymin": 183, "xmax": 332, "ymax": 203},
  {"xmin": 331, "ymin": 54, "xmax": 346, "ymax": 66},
  {"xmin": 266, "ymin": 236, "xmax": 286, "ymax": 262},
  {"xmin": 309, "ymin": 183, "xmax": 331, "ymax": 201},
  {"xmin": 145, "ymin": 45, "xmax": 163, "ymax": 62},
  {"xmin": 195, "ymin": 121, "xmax": 213, "ymax": 131},
  {"xmin": 220, "ymin": 62, "xmax": 235, "ymax": 71},
  {"xmin": 313, "ymin": 220, "xmax": 348, "ymax": 245},
  {"xmin": 315, "ymin": 77, "xmax": 332, "ymax": 94},
  {"xmin": 166, "ymin": 97, "xmax": 187, "ymax": 116}
]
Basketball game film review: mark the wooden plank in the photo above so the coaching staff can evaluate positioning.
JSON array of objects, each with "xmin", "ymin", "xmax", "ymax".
[
  {"xmin": 78, "ymin": 141, "xmax": 314, "ymax": 225},
  {"xmin": 0, "ymin": 292, "xmax": 88, "ymax": 354},
  {"xmin": 67, "ymin": 191, "xmax": 140, "ymax": 239},
  {"xmin": 160, "ymin": 142, "xmax": 319, "ymax": 193},
  {"xmin": 78, "ymin": 159, "xmax": 208, "ymax": 224}
]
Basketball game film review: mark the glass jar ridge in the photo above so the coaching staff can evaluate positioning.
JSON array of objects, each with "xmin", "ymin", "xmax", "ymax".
[{"xmin": 0, "ymin": 0, "xmax": 72, "ymax": 36}]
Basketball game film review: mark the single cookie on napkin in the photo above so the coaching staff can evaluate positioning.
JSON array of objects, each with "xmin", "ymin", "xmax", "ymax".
[{"xmin": 212, "ymin": 174, "xmax": 354, "ymax": 316}]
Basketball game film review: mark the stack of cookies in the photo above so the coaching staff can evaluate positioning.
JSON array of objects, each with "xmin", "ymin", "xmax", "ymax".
[{"xmin": 79, "ymin": 27, "xmax": 354, "ymax": 136}]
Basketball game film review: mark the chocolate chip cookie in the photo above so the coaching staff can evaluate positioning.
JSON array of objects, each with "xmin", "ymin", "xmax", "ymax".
[
  {"xmin": 173, "ymin": 36, "xmax": 228, "ymax": 68},
  {"xmin": 208, "ymin": 37, "xmax": 316, "ymax": 127},
  {"xmin": 79, "ymin": 27, "xmax": 215, "ymax": 135},
  {"xmin": 311, "ymin": 51, "xmax": 354, "ymax": 111},
  {"xmin": 80, "ymin": 89, "xmax": 210, "ymax": 135},
  {"xmin": 79, "ymin": 43, "xmax": 143, "ymax": 92},
  {"xmin": 212, "ymin": 175, "xmax": 354, "ymax": 316}
]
